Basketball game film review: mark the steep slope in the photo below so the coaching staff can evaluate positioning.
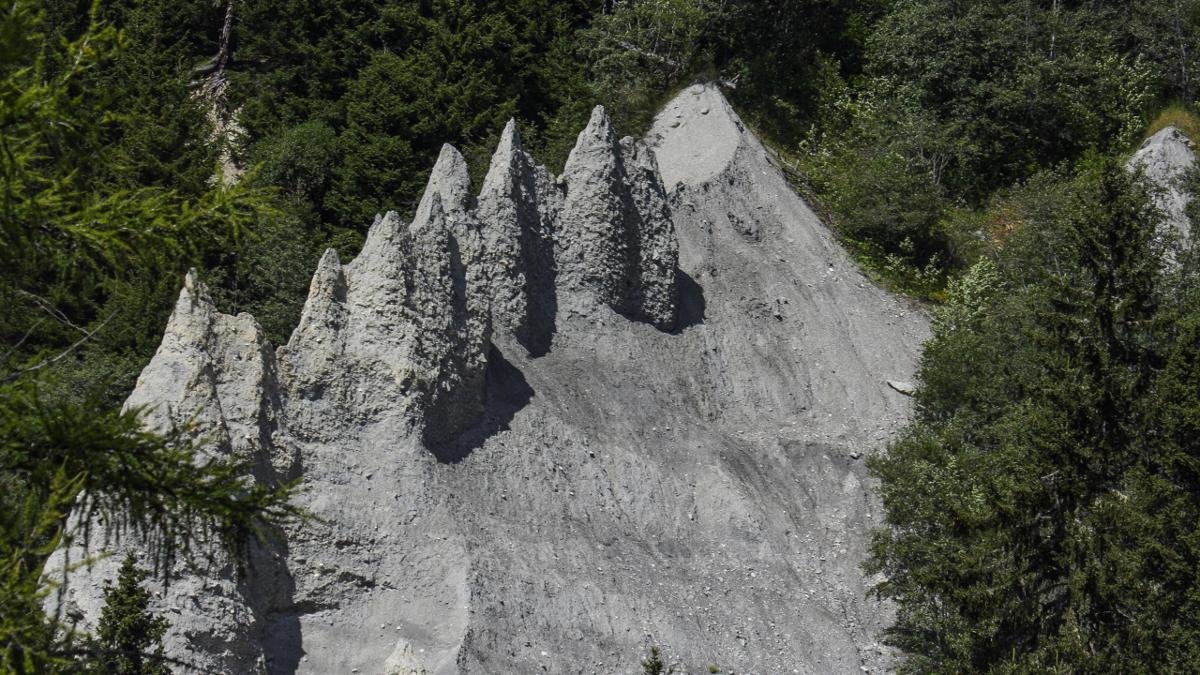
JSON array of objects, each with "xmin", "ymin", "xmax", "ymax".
[{"xmin": 48, "ymin": 84, "xmax": 929, "ymax": 674}]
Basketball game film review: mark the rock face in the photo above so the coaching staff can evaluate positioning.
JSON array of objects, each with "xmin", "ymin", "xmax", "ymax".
[
  {"xmin": 476, "ymin": 119, "xmax": 561, "ymax": 355},
  {"xmin": 557, "ymin": 106, "xmax": 680, "ymax": 330},
  {"xmin": 48, "ymin": 85, "xmax": 929, "ymax": 674},
  {"xmin": 49, "ymin": 272, "xmax": 291, "ymax": 673},
  {"xmin": 1128, "ymin": 125, "xmax": 1196, "ymax": 250}
]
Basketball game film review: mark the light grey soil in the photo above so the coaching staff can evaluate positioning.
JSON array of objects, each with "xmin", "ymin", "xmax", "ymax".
[{"xmin": 48, "ymin": 84, "xmax": 930, "ymax": 675}]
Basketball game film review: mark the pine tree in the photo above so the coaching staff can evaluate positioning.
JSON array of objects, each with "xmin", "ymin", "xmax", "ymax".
[
  {"xmin": 868, "ymin": 157, "xmax": 1200, "ymax": 671},
  {"xmin": 641, "ymin": 646, "xmax": 667, "ymax": 675},
  {"xmin": 89, "ymin": 554, "xmax": 170, "ymax": 675}
]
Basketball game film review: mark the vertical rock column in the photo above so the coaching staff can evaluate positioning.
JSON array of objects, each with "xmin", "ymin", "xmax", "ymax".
[
  {"xmin": 279, "ymin": 212, "xmax": 417, "ymax": 437},
  {"xmin": 557, "ymin": 105, "xmax": 680, "ymax": 330},
  {"xmin": 622, "ymin": 137, "xmax": 680, "ymax": 330},
  {"xmin": 49, "ymin": 271, "xmax": 286, "ymax": 674},
  {"xmin": 409, "ymin": 192, "xmax": 489, "ymax": 445},
  {"xmin": 557, "ymin": 106, "xmax": 638, "ymax": 314},
  {"xmin": 1128, "ymin": 124, "xmax": 1196, "ymax": 251},
  {"xmin": 412, "ymin": 146, "xmax": 492, "ymax": 445},
  {"xmin": 477, "ymin": 119, "xmax": 562, "ymax": 353},
  {"xmin": 280, "ymin": 151, "xmax": 492, "ymax": 447}
]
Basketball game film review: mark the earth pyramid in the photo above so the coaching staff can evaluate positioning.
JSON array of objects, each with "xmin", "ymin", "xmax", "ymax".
[{"xmin": 49, "ymin": 84, "xmax": 930, "ymax": 674}]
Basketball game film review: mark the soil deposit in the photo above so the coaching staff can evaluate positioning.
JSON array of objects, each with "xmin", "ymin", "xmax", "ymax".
[{"xmin": 49, "ymin": 84, "xmax": 931, "ymax": 674}]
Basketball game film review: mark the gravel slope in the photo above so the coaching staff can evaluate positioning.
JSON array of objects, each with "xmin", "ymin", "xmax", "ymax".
[{"xmin": 435, "ymin": 84, "xmax": 929, "ymax": 674}]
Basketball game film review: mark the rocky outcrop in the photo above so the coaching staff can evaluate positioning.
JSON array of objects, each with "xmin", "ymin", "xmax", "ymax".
[
  {"xmin": 558, "ymin": 106, "xmax": 680, "ymax": 330},
  {"xmin": 476, "ymin": 120, "xmax": 561, "ymax": 354},
  {"xmin": 622, "ymin": 137, "xmax": 679, "ymax": 329},
  {"xmin": 279, "ymin": 186, "xmax": 490, "ymax": 446},
  {"xmin": 48, "ymin": 87, "xmax": 929, "ymax": 675},
  {"xmin": 1129, "ymin": 125, "xmax": 1196, "ymax": 250},
  {"xmin": 48, "ymin": 272, "xmax": 290, "ymax": 673}
]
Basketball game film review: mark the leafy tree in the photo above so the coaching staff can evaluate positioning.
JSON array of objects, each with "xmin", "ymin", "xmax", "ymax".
[
  {"xmin": 866, "ymin": 0, "xmax": 1155, "ymax": 200},
  {"xmin": 87, "ymin": 554, "xmax": 170, "ymax": 675},
  {"xmin": 1118, "ymin": 0, "xmax": 1200, "ymax": 102},
  {"xmin": 575, "ymin": 0, "xmax": 709, "ymax": 134},
  {"xmin": 705, "ymin": 0, "xmax": 891, "ymax": 143},
  {"xmin": 795, "ymin": 0, "xmax": 1193, "ymax": 280},
  {"xmin": 251, "ymin": 120, "xmax": 340, "ymax": 209},
  {"xmin": 800, "ymin": 80, "xmax": 953, "ymax": 265},
  {"xmin": 868, "ymin": 157, "xmax": 1200, "ymax": 671}
]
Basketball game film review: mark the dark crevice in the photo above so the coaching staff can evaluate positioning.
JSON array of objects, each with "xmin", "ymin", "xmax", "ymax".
[
  {"xmin": 516, "ymin": 232, "xmax": 558, "ymax": 358},
  {"xmin": 516, "ymin": 167, "xmax": 560, "ymax": 358}
]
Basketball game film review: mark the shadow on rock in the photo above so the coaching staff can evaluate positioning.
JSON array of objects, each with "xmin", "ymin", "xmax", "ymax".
[
  {"xmin": 251, "ymin": 526, "xmax": 303, "ymax": 675},
  {"xmin": 674, "ymin": 269, "xmax": 706, "ymax": 331},
  {"xmin": 427, "ymin": 345, "xmax": 534, "ymax": 464},
  {"xmin": 516, "ymin": 268, "xmax": 557, "ymax": 358}
]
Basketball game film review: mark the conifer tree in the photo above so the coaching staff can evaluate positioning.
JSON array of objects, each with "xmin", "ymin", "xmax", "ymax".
[
  {"xmin": 641, "ymin": 646, "xmax": 669, "ymax": 675},
  {"xmin": 88, "ymin": 554, "xmax": 170, "ymax": 675},
  {"xmin": 0, "ymin": 2, "xmax": 298, "ymax": 670},
  {"xmin": 868, "ymin": 157, "xmax": 1200, "ymax": 671}
]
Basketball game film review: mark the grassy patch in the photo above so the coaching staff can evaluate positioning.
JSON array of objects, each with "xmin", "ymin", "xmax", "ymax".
[
  {"xmin": 740, "ymin": 112, "xmax": 953, "ymax": 304},
  {"xmin": 1144, "ymin": 103, "xmax": 1200, "ymax": 143}
]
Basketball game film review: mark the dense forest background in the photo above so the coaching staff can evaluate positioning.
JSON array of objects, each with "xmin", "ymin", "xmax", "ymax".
[{"xmin": 5, "ymin": 0, "xmax": 1200, "ymax": 670}]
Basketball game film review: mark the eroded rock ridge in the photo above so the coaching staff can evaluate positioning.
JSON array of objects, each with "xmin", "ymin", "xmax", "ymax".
[{"xmin": 49, "ymin": 105, "xmax": 687, "ymax": 673}]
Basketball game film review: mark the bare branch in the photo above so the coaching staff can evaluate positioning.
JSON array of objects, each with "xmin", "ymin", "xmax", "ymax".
[
  {"xmin": 17, "ymin": 289, "xmax": 90, "ymax": 336},
  {"xmin": 2, "ymin": 317, "xmax": 47, "ymax": 362},
  {"xmin": 617, "ymin": 40, "xmax": 682, "ymax": 70},
  {"xmin": 1, "ymin": 312, "xmax": 117, "ymax": 384}
]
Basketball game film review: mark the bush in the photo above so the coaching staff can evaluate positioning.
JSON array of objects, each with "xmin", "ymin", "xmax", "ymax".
[{"xmin": 251, "ymin": 121, "xmax": 341, "ymax": 209}]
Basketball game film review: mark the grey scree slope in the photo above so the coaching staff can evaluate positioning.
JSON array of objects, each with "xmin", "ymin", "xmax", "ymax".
[{"xmin": 47, "ymin": 84, "xmax": 930, "ymax": 674}]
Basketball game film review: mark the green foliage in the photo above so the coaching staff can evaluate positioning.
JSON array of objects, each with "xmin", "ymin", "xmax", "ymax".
[
  {"xmin": 233, "ymin": 0, "xmax": 597, "ymax": 227},
  {"xmin": 0, "ymin": 0, "xmax": 270, "ymax": 391},
  {"xmin": 1118, "ymin": 0, "xmax": 1200, "ymax": 102},
  {"xmin": 328, "ymin": 42, "xmax": 514, "ymax": 225},
  {"xmin": 2, "ymin": 382, "xmax": 301, "ymax": 557},
  {"xmin": 641, "ymin": 645, "xmax": 673, "ymax": 675},
  {"xmin": 802, "ymin": 120, "xmax": 950, "ymax": 262},
  {"xmin": 206, "ymin": 200, "xmax": 331, "ymax": 347},
  {"xmin": 228, "ymin": 0, "xmax": 885, "ymax": 229},
  {"xmin": 868, "ymin": 1, "xmax": 1155, "ymax": 200},
  {"xmin": 868, "ymin": 157, "xmax": 1200, "ymax": 671},
  {"xmin": 87, "ymin": 554, "xmax": 169, "ymax": 675},
  {"xmin": 0, "ymin": 379, "xmax": 301, "ymax": 670},
  {"xmin": 1, "ymin": 3, "xmax": 299, "ymax": 670},
  {"xmin": 794, "ymin": 0, "xmax": 1197, "ymax": 280},
  {"xmin": 1144, "ymin": 102, "xmax": 1200, "ymax": 144},
  {"xmin": 1, "ymin": 470, "xmax": 83, "ymax": 672},
  {"xmin": 251, "ymin": 120, "xmax": 340, "ymax": 208},
  {"xmin": 704, "ymin": 0, "xmax": 891, "ymax": 145},
  {"xmin": 575, "ymin": 0, "xmax": 709, "ymax": 135}
]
